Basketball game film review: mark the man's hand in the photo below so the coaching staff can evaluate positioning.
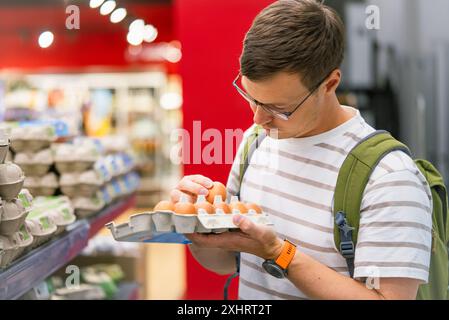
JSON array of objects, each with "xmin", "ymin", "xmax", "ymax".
[
  {"xmin": 170, "ymin": 175, "xmax": 214, "ymax": 203},
  {"xmin": 186, "ymin": 214, "xmax": 284, "ymax": 261}
]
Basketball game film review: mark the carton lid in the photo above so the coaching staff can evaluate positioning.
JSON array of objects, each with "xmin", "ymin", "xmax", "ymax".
[{"xmin": 0, "ymin": 163, "xmax": 25, "ymax": 185}]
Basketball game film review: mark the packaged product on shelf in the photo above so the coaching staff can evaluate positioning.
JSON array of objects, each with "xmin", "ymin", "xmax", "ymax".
[
  {"xmin": 0, "ymin": 128, "xmax": 10, "ymax": 164},
  {"xmin": 81, "ymin": 267, "xmax": 118, "ymax": 299},
  {"xmin": 98, "ymin": 186, "xmax": 113, "ymax": 205},
  {"xmin": 10, "ymin": 125, "xmax": 56, "ymax": 153},
  {"xmin": 25, "ymin": 211, "xmax": 58, "ymax": 249},
  {"xmin": 117, "ymin": 176, "xmax": 131, "ymax": 196},
  {"xmin": 0, "ymin": 235, "xmax": 18, "ymax": 268},
  {"xmin": 105, "ymin": 155, "xmax": 123, "ymax": 178},
  {"xmin": 0, "ymin": 198, "xmax": 29, "ymax": 236},
  {"xmin": 88, "ymin": 264, "xmax": 125, "ymax": 283},
  {"xmin": 39, "ymin": 172, "xmax": 59, "ymax": 196},
  {"xmin": 59, "ymin": 173, "xmax": 78, "ymax": 197},
  {"xmin": 24, "ymin": 172, "xmax": 58, "ymax": 197},
  {"xmin": 53, "ymin": 143, "xmax": 99, "ymax": 173},
  {"xmin": 20, "ymin": 281, "xmax": 53, "ymax": 300},
  {"xmin": 72, "ymin": 193, "xmax": 106, "ymax": 219},
  {"xmin": 78, "ymin": 170, "xmax": 104, "ymax": 197},
  {"xmin": 31, "ymin": 196, "xmax": 76, "ymax": 235},
  {"xmin": 108, "ymin": 179, "xmax": 124, "ymax": 200},
  {"xmin": 51, "ymin": 284, "xmax": 106, "ymax": 300},
  {"xmin": 14, "ymin": 149, "xmax": 53, "ymax": 176},
  {"xmin": 0, "ymin": 162, "xmax": 25, "ymax": 201},
  {"xmin": 9, "ymin": 224, "xmax": 34, "ymax": 261}
]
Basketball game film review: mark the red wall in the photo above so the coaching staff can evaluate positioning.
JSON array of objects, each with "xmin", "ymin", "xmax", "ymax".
[
  {"xmin": 0, "ymin": 4, "xmax": 174, "ymax": 71},
  {"xmin": 174, "ymin": 0, "xmax": 275, "ymax": 300}
]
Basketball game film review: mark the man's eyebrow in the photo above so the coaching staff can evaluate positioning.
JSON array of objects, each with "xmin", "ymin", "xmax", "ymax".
[{"xmin": 241, "ymin": 79, "xmax": 290, "ymax": 107}]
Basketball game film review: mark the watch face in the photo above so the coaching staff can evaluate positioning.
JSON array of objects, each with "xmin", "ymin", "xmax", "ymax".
[{"xmin": 262, "ymin": 261, "xmax": 285, "ymax": 279}]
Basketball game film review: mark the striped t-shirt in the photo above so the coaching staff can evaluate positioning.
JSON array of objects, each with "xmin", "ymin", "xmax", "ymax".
[{"xmin": 226, "ymin": 107, "xmax": 432, "ymax": 300}]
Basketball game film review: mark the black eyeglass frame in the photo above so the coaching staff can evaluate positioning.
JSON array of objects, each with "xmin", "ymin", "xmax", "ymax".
[{"xmin": 232, "ymin": 72, "xmax": 332, "ymax": 121}]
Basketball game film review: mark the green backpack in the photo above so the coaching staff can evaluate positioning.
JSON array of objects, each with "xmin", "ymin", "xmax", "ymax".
[{"xmin": 237, "ymin": 126, "xmax": 449, "ymax": 300}]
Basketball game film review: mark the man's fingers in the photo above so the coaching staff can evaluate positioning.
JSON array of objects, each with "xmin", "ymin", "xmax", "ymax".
[
  {"xmin": 177, "ymin": 177, "xmax": 210, "ymax": 196},
  {"xmin": 232, "ymin": 214, "xmax": 265, "ymax": 240},
  {"xmin": 188, "ymin": 175, "xmax": 214, "ymax": 189},
  {"xmin": 170, "ymin": 189, "xmax": 196, "ymax": 203}
]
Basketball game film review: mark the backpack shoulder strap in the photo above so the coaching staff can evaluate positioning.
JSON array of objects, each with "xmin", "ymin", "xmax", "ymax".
[
  {"xmin": 333, "ymin": 130, "xmax": 411, "ymax": 277},
  {"xmin": 224, "ymin": 124, "xmax": 266, "ymax": 300},
  {"xmin": 236, "ymin": 125, "xmax": 266, "ymax": 197}
]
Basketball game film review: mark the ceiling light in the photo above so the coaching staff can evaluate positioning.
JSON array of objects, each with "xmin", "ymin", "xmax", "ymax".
[
  {"xmin": 110, "ymin": 8, "xmax": 127, "ymax": 23},
  {"xmin": 89, "ymin": 0, "xmax": 105, "ymax": 9},
  {"xmin": 100, "ymin": 0, "xmax": 116, "ymax": 15},
  {"xmin": 38, "ymin": 31, "xmax": 54, "ymax": 48}
]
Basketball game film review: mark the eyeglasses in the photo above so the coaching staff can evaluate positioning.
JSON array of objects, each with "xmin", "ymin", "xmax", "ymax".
[{"xmin": 232, "ymin": 72, "xmax": 330, "ymax": 121}]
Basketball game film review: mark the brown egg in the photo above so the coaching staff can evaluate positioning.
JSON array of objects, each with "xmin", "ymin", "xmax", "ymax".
[
  {"xmin": 174, "ymin": 201, "xmax": 197, "ymax": 215},
  {"xmin": 206, "ymin": 181, "xmax": 227, "ymax": 204},
  {"xmin": 245, "ymin": 203, "xmax": 262, "ymax": 214},
  {"xmin": 214, "ymin": 202, "xmax": 231, "ymax": 214},
  {"xmin": 229, "ymin": 201, "xmax": 248, "ymax": 214},
  {"xmin": 195, "ymin": 201, "xmax": 215, "ymax": 214},
  {"xmin": 154, "ymin": 200, "xmax": 175, "ymax": 212}
]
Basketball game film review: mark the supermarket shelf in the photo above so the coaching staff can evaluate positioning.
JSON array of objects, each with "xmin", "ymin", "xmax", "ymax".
[
  {"xmin": 88, "ymin": 195, "xmax": 136, "ymax": 238},
  {"xmin": 0, "ymin": 195, "xmax": 136, "ymax": 300},
  {"xmin": 113, "ymin": 282, "xmax": 141, "ymax": 300}
]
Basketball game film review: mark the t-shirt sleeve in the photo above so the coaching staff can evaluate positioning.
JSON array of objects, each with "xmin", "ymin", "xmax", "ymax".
[{"xmin": 353, "ymin": 161, "xmax": 433, "ymax": 283}]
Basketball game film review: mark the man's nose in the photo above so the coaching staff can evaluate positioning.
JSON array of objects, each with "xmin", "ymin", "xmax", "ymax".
[{"xmin": 252, "ymin": 104, "xmax": 272, "ymax": 125}]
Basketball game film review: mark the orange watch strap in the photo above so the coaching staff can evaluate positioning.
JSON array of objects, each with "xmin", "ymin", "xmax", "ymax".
[{"xmin": 275, "ymin": 239, "xmax": 297, "ymax": 270}]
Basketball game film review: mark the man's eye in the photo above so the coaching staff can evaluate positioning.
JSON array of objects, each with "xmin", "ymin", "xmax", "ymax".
[{"xmin": 265, "ymin": 105, "xmax": 285, "ymax": 112}]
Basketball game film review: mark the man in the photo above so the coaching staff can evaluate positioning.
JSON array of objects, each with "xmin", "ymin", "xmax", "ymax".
[{"xmin": 170, "ymin": 0, "xmax": 432, "ymax": 300}]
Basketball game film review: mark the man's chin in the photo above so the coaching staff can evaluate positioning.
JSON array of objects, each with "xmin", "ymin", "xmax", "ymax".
[{"xmin": 265, "ymin": 129, "xmax": 288, "ymax": 139}]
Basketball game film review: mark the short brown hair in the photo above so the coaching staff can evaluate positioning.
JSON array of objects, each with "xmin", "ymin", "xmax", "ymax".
[{"xmin": 240, "ymin": 0, "xmax": 345, "ymax": 90}]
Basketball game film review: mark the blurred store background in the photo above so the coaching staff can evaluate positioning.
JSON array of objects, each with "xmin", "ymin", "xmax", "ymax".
[{"xmin": 0, "ymin": 0, "xmax": 447, "ymax": 300}]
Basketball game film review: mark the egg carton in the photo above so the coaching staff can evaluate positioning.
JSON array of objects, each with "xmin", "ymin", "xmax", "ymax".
[
  {"xmin": 55, "ymin": 161, "xmax": 95, "ymax": 174},
  {"xmin": 9, "ymin": 224, "xmax": 34, "ymax": 261},
  {"xmin": 72, "ymin": 195, "xmax": 105, "ymax": 219},
  {"xmin": 53, "ymin": 143, "xmax": 99, "ymax": 174},
  {"xmin": 32, "ymin": 197, "xmax": 76, "ymax": 235},
  {"xmin": 14, "ymin": 149, "xmax": 53, "ymax": 177},
  {"xmin": 0, "ymin": 235, "xmax": 17, "ymax": 268},
  {"xmin": 24, "ymin": 173, "xmax": 58, "ymax": 197},
  {"xmin": 0, "ymin": 163, "xmax": 25, "ymax": 201},
  {"xmin": 106, "ymin": 209, "xmax": 272, "ymax": 243},
  {"xmin": 0, "ymin": 189, "xmax": 33, "ymax": 236},
  {"xmin": 59, "ymin": 170, "xmax": 105, "ymax": 198},
  {"xmin": 0, "ymin": 129, "xmax": 10, "ymax": 164},
  {"xmin": 25, "ymin": 213, "xmax": 58, "ymax": 249},
  {"xmin": 10, "ymin": 125, "xmax": 56, "ymax": 153}
]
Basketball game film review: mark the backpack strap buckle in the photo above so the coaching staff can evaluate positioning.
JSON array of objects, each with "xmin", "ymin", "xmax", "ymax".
[{"xmin": 335, "ymin": 211, "xmax": 355, "ymax": 259}]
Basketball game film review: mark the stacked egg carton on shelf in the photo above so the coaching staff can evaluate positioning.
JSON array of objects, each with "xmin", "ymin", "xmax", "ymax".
[
  {"xmin": 55, "ymin": 138, "xmax": 139, "ymax": 219},
  {"xmin": 107, "ymin": 182, "xmax": 272, "ymax": 242},
  {"xmin": 54, "ymin": 141, "xmax": 103, "ymax": 219},
  {"xmin": 0, "ymin": 128, "xmax": 78, "ymax": 269},
  {"xmin": 11, "ymin": 125, "xmax": 59, "ymax": 197},
  {"xmin": 0, "ymin": 130, "xmax": 34, "ymax": 268}
]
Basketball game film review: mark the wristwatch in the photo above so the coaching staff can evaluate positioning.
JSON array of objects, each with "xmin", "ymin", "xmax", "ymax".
[{"xmin": 262, "ymin": 239, "xmax": 297, "ymax": 279}]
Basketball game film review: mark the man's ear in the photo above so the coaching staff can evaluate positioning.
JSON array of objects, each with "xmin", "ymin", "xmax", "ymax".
[{"xmin": 323, "ymin": 69, "xmax": 341, "ymax": 94}]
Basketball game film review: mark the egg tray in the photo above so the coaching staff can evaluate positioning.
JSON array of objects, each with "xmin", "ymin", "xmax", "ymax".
[
  {"xmin": 106, "ymin": 210, "xmax": 273, "ymax": 243},
  {"xmin": 0, "ymin": 143, "xmax": 9, "ymax": 164},
  {"xmin": 25, "ymin": 186, "xmax": 58, "ymax": 197},
  {"xmin": 61, "ymin": 183, "xmax": 103, "ymax": 198},
  {"xmin": 0, "ymin": 208, "xmax": 29, "ymax": 236},
  {"xmin": 0, "ymin": 179, "xmax": 25, "ymax": 202},
  {"xmin": 55, "ymin": 160, "xmax": 95, "ymax": 174},
  {"xmin": 17, "ymin": 163, "xmax": 52, "ymax": 177},
  {"xmin": 10, "ymin": 139, "xmax": 53, "ymax": 153},
  {"xmin": 0, "ymin": 230, "xmax": 34, "ymax": 268}
]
